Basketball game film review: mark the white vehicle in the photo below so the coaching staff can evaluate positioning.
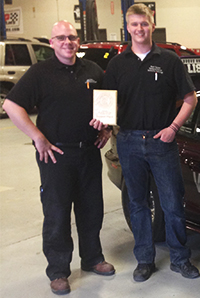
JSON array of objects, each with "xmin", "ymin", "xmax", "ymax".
[{"xmin": 0, "ymin": 38, "xmax": 54, "ymax": 117}]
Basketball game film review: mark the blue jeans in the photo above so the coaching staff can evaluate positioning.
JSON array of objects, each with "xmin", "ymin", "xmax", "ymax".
[{"xmin": 117, "ymin": 129, "xmax": 191, "ymax": 265}]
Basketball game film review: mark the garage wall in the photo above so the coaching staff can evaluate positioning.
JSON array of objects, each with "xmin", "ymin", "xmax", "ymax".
[
  {"xmin": 4, "ymin": 0, "xmax": 80, "ymax": 39},
  {"xmin": 4, "ymin": 0, "xmax": 200, "ymax": 48},
  {"xmin": 95, "ymin": 0, "xmax": 122, "ymax": 41},
  {"xmin": 153, "ymin": 0, "xmax": 200, "ymax": 49}
]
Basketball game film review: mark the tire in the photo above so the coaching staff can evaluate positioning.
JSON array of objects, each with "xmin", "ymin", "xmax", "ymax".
[
  {"xmin": 0, "ymin": 87, "xmax": 9, "ymax": 118},
  {"xmin": 121, "ymin": 175, "xmax": 166, "ymax": 242}
]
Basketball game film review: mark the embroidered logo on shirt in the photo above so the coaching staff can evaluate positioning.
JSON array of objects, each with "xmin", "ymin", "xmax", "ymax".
[
  {"xmin": 85, "ymin": 79, "xmax": 97, "ymax": 84},
  {"xmin": 147, "ymin": 65, "xmax": 163, "ymax": 74}
]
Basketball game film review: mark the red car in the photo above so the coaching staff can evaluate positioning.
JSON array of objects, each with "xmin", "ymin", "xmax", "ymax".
[{"xmin": 78, "ymin": 41, "xmax": 196, "ymax": 71}]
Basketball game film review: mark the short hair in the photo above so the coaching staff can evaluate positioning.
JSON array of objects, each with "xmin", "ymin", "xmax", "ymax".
[{"xmin": 126, "ymin": 3, "xmax": 154, "ymax": 24}]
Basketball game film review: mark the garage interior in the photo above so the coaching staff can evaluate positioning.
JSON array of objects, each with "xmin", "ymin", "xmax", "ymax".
[{"xmin": 1, "ymin": 0, "xmax": 200, "ymax": 297}]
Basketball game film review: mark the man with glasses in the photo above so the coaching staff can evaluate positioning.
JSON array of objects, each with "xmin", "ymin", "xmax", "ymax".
[{"xmin": 3, "ymin": 21, "xmax": 115, "ymax": 295}]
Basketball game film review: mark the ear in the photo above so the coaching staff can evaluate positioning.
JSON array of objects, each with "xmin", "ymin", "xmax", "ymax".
[
  {"xmin": 49, "ymin": 39, "xmax": 54, "ymax": 48},
  {"xmin": 77, "ymin": 37, "xmax": 80, "ymax": 48},
  {"xmin": 152, "ymin": 23, "xmax": 156, "ymax": 33},
  {"xmin": 127, "ymin": 23, "xmax": 131, "ymax": 34}
]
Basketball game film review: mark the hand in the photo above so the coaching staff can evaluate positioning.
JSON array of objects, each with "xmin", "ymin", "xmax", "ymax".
[
  {"xmin": 89, "ymin": 119, "xmax": 108, "ymax": 131},
  {"xmin": 34, "ymin": 136, "xmax": 64, "ymax": 163},
  {"xmin": 94, "ymin": 128, "xmax": 112, "ymax": 149},
  {"xmin": 153, "ymin": 127, "xmax": 176, "ymax": 143}
]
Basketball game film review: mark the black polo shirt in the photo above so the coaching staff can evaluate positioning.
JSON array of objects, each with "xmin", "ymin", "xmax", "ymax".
[
  {"xmin": 7, "ymin": 54, "xmax": 104, "ymax": 144},
  {"xmin": 103, "ymin": 43, "xmax": 195, "ymax": 130}
]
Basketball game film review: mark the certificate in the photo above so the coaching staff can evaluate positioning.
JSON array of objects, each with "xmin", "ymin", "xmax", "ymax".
[{"xmin": 93, "ymin": 89, "xmax": 117, "ymax": 125}]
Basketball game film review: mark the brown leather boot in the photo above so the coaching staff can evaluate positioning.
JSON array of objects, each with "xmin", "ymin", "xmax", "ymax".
[
  {"xmin": 50, "ymin": 277, "xmax": 70, "ymax": 295},
  {"xmin": 82, "ymin": 261, "xmax": 115, "ymax": 276}
]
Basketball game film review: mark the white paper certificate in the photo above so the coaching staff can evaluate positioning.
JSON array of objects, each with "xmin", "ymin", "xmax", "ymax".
[{"xmin": 93, "ymin": 89, "xmax": 117, "ymax": 125}]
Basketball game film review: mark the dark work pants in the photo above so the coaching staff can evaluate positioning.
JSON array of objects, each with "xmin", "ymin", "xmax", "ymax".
[{"xmin": 36, "ymin": 145, "xmax": 104, "ymax": 281}]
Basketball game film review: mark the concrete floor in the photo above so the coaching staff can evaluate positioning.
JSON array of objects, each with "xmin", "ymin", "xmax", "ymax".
[{"xmin": 0, "ymin": 115, "xmax": 200, "ymax": 298}]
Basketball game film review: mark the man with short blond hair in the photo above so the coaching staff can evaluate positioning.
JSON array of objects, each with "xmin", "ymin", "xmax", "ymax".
[
  {"xmin": 91, "ymin": 3, "xmax": 199, "ymax": 282},
  {"xmin": 126, "ymin": 2, "xmax": 154, "ymax": 24}
]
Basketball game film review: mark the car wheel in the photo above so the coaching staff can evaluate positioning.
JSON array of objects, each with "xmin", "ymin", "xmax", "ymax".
[
  {"xmin": 0, "ymin": 87, "xmax": 9, "ymax": 118},
  {"xmin": 121, "ymin": 176, "xmax": 166, "ymax": 242}
]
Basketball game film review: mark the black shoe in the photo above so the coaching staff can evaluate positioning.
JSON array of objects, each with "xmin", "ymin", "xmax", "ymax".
[
  {"xmin": 170, "ymin": 261, "xmax": 200, "ymax": 279},
  {"xmin": 133, "ymin": 263, "xmax": 156, "ymax": 282}
]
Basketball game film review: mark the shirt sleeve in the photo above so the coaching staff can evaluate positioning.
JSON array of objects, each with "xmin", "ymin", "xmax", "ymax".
[
  {"xmin": 174, "ymin": 57, "xmax": 195, "ymax": 100},
  {"xmin": 6, "ymin": 65, "xmax": 40, "ymax": 113},
  {"xmin": 102, "ymin": 58, "xmax": 118, "ymax": 90}
]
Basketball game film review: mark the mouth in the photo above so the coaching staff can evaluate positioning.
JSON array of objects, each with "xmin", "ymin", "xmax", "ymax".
[
  {"xmin": 62, "ymin": 46, "xmax": 74, "ymax": 50},
  {"xmin": 62, "ymin": 47, "xmax": 75, "ymax": 53},
  {"xmin": 136, "ymin": 31, "xmax": 145, "ymax": 37}
]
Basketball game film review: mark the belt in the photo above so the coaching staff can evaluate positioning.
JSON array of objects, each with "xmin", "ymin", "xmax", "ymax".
[{"xmin": 55, "ymin": 141, "xmax": 94, "ymax": 148}]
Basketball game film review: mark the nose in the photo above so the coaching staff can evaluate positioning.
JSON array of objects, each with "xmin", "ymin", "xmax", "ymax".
[
  {"xmin": 137, "ymin": 23, "xmax": 143, "ymax": 30},
  {"xmin": 63, "ymin": 36, "xmax": 71, "ymax": 43}
]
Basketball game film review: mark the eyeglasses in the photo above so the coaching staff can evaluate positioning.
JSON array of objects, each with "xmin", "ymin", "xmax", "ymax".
[{"xmin": 52, "ymin": 35, "xmax": 78, "ymax": 42}]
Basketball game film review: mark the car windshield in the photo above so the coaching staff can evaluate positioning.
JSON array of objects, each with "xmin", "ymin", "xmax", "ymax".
[
  {"xmin": 77, "ymin": 47, "xmax": 118, "ymax": 71},
  {"xmin": 32, "ymin": 44, "xmax": 54, "ymax": 62}
]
